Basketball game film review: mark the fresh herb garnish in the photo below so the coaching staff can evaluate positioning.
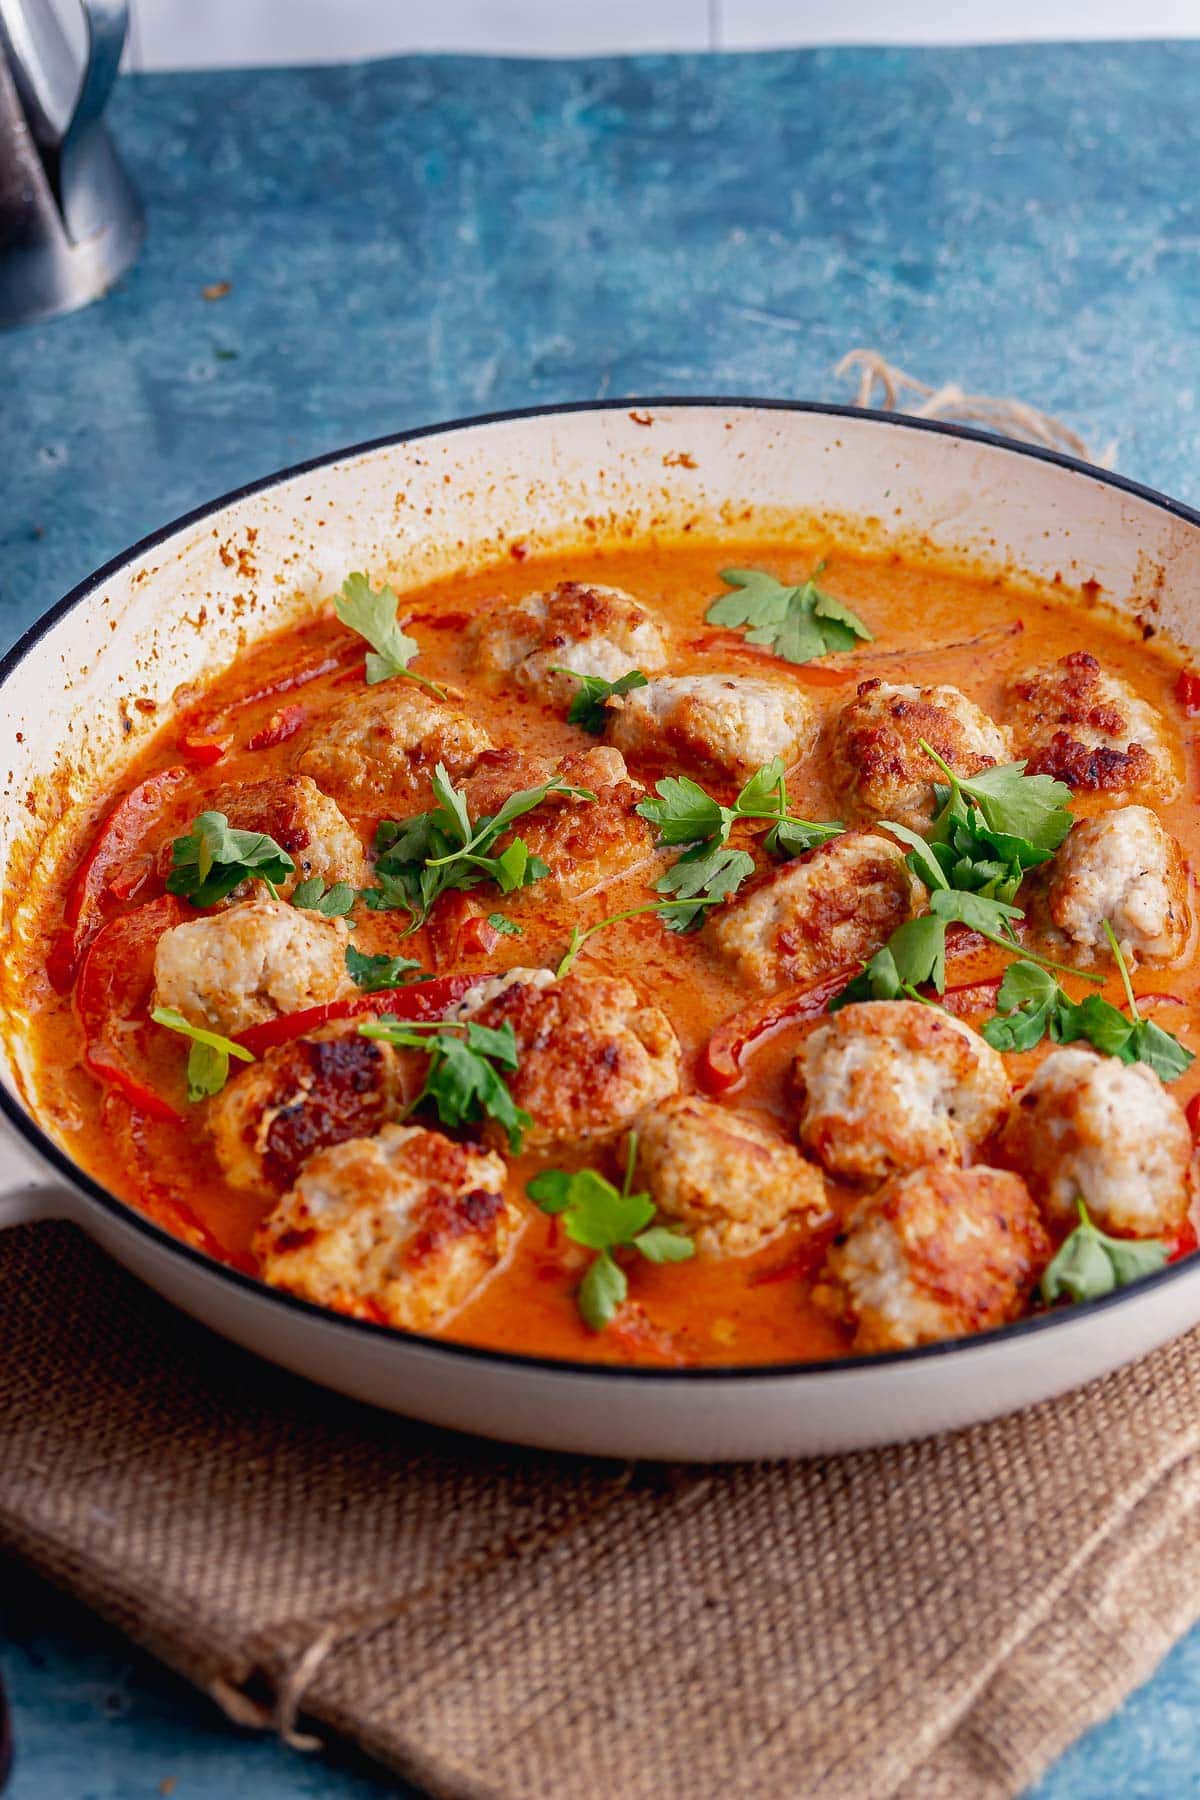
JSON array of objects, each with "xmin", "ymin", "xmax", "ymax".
[
  {"xmin": 488, "ymin": 912, "xmax": 523, "ymax": 936},
  {"xmin": 334, "ymin": 572, "xmax": 446, "ymax": 696},
  {"xmin": 705, "ymin": 564, "xmax": 872, "ymax": 666},
  {"xmin": 151, "ymin": 1005, "xmax": 255, "ymax": 1101},
  {"xmin": 291, "ymin": 876, "xmax": 357, "ymax": 917},
  {"xmin": 552, "ymin": 666, "xmax": 649, "ymax": 733},
  {"xmin": 1041, "ymin": 1198, "xmax": 1168, "ymax": 1305},
  {"xmin": 361, "ymin": 763, "xmax": 593, "ymax": 932},
  {"xmin": 555, "ymin": 899, "xmax": 730, "ymax": 976},
  {"xmin": 344, "ymin": 945, "xmax": 426, "ymax": 992},
  {"xmin": 358, "ymin": 1015, "xmax": 530, "ymax": 1150},
  {"xmin": 924, "ymin": 741, "xmax": 1073, "ymax": 859},
  {"xmin": 982, "ymin": 926, "xmax": 1194, "ymax": 1080},
  {"xmin": 527, "ymin": 1133, "xmax": 694, "ymax": 1330},
  {"xmin": 166, "ymin": 812, "xmax": 295, "ymax": 908},
  {"xmin": 636, "ymin": 759, "xmax": 842, "ymax": 931}
]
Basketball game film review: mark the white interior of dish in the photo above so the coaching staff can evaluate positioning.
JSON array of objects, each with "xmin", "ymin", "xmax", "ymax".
[{"xmin": 3, "ymin": 401, "xmax": 1199, "ymax": 1129}]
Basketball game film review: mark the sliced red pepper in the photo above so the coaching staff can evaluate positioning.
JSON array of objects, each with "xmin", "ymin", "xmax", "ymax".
[
  {"xmin": 234, "ymin": 971, "xmax": 483, "ymax": 1058},
  {"xmin": 247, "ymin": 703, "xmax": 307, "ymax": 751},
  {"xmin": 47, "ymin": 766, "xmax": 189, "ymax": 994},
  {"xmin": 1169, "ymin": 1219, "xmax": 1198, "ymax": 1263},
  {"xmin": 1186, "ymin": 1093, "xmax": 1200, "ymax": 1139},
  {"xmin": 1176, "ymin": 668, "xmax": 1200, "ymax": 717},
  {"xmin": 426, "ymin": 892, "xmax": 502, "ymax": 968},
  {"xmin": 77, "ymin": 894, "xmax": 187, "ymax": 1124},
  {"xmin": 178, "ymin": 731, "xmax": 230, "ymax": 768},
  {"xmin": 942, "ymin": 976, "xmax": 1003, "ymax": 1018},
  {"xmin": 697, "ymin": 971, "xmax": 853, "ymax": 1095}
]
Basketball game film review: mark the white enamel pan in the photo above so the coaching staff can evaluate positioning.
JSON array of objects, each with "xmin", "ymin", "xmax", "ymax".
[{"xmin": 4, "ymin": 399, "xmax": 1200, "ymax": 1463}]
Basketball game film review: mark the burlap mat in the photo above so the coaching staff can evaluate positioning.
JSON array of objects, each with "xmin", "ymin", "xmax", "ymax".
[{"xmin": 4, "ymin": 1223, "xmax": 1200, "ymax": 1797}]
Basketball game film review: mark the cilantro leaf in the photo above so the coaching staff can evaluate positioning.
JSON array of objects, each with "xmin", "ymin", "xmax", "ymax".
[
  {"xmin": 1041, "ymin": 1199, "xmax": 1168, "ymax": 1305},
  {"xmin": 359, "ymin": 1015, "xmax": 530, "ymax": 1150},
  {"xmin": 552, "ymin": 666, "xmax": 649, "ymax": 733},
  {"xmin": 291, "ymin": 876, "xmax": 357, "ymax": 917},
  {"xmin": 344, "ymin": 945, "xmax": 425, "ymax": 992},
  {"xmin": 706, "ymin": 565, "xmax": 872, "ymax": 666},
  {"xmin": 335, "ymin": 572, "xmax": 445, "ymax": 695},
  {"xmin": 151, "ymin": 1004, "xmax": 255, "ymax": 1102},
  {"xmin": 526, "ymin": 1134, "xmax": 694, "ymax": 1330},
  {"xmin": 167, "ymin": 812, "xmax": 295, "ymax": 908}
]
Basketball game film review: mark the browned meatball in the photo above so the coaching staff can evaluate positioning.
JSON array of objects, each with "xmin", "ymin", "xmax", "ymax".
[
  {"xmin": 1044, "ymin": 805, "xmax": 1191, "ymax": 967},
  {"xmin": 152, "ymin": 898, "xmax": 351, "ymax": 1037},
  {"xmin": 1004, "ymin": 652, "xmax": 1179, "ymax": 800},
  {"xmin": 210, "ymin": 1028, "xmax": 407, "ymax": 1192},
  {"xmin": 210, "ymin": 774, "xmax": 367, "ymax": 892},
  {"xmin": 465, "ymin": 581, "xmax": 668, "ymax": 704},
  {"xmin": 815, "ymin": 1164, "xmax": 1050, "ymax": 1352},
  {"xmin": 708, "ymin": 831, "xmax": 923, "ymax": 991},
  {"xmin": 831, "ymin": 679, "xmax": 1010, "ymax": 830},
  {"xmin": 460, "ymin": 969, "xmax": 681, "ymax": 1147},
  {"xmin": 297, "ymin": 684, "xmax": 492, "ymax": 815},
  {"xmin": 605, "ymin": 674, "xmax": 818, "ymax": 783},
  {"xmin": 253, "ymin": 1123, "xmax": 518, "ymax": 1331},
  {"xmin": 461, "ymin": 744, "xmax": 652, "ymax": 899}
]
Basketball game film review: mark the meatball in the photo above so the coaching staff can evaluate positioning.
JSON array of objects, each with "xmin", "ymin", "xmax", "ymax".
[
  {"xmin": 1004, "ymin": 652, "xmax": 1179, "ymax": 801},
  {"xmin": 1045, "ymin": 806, "xmax": 1191, "ymax": 967},
  {"xmin": 831, "ymin": 679, "xmax": 1010, "ymax": 831},
  {"xmin": 464, "ymin": 581, "xmax": 669, "ymax": 705},
  {"xmin": 708, "ymin": 831, "xmax": 923, "ymax": 992},
  {"xmin": 461, "ymin": 969, "xmax": 681, "ymax": 1146},
  {"xmin": 210, "ymin": 775, "xmax": 367, "ymax": 892},
  {"xmin": 998, "ymin": 1046, "xmax": 1192, "ymax": 1237},
  {"xmin": 253, "ymin": 1123, "xmax": 518, "ymax": 1331},
  {"xmin": 461, "ymin": 744, "xmax": 652, "ymax": 898},
  {"xmin": 297, "ymin": 684, "xmax": 492, "ymax": 815},
  {"xmin": 795, "ymin": 1000, "xmax": 1010, "ymax": 1186},
  {"xmin": 210, "ymin": 1028, "xmax": 405, "ymax": 1192},
  {"xmin": 152, "ymin": 898, "xmax": 350, "ymax": 1037},
  {"xmin": 605, "ymin": 674, "xmax": 818, "ymax": 784},
  {"xmin": 815, "ymin": 1165, "xmax": 1050, "ymax": 1353},
  {"xmin": 630, "ymin": 1094, "xmax": 829, "ymax": 1257}
]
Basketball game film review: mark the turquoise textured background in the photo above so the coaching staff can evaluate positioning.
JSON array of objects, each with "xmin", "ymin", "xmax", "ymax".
[{"xmin": 3, "ymin": 43, "xmax": 1200, "ymax": 1798}]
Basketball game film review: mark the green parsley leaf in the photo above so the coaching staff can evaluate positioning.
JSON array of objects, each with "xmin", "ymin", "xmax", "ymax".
[
  {"xmin": 636, "ymin": 775, "xmax": 731, "ymax": 846},
  {"xmin": 526, "ymin": 1133, "xmax": 694, "ymax": 1331},
  {"xmin": 334, "ymin": 572, "xmax": 445, "ymax": 695},
  {"xmin": 923, "ymin": 742, "xmax": 1073, "ymax": 857},
  {"xmin": 552, "ymin": 666, "xmax": 650, "ymax": 733},
  {"xmin": 151, "ymin": 1004, "xmax": 255, "ymax": 1102},
  {"xmin": 344, "ymin": 945, "xmax": 425, "ymax": 991},
  {"xmin": 654, "ymin": 844, "xmax": 756, "ymax": 932},
  {"xmin": 292, "ymin": 876, "xmax": 357, "ymax": 917},
  {"xmin": 359, "ymin": 1015, "xmax": 530, "ymax": 1150},
  {"xmin": 488, "ymin": 912, "xmax": 523, "ymax": 936},
  {"xmin": 706, "ymin": 565, "xmax": 872, "ymax": 666},
  {"xmin": 831, "ymin": 914, "xmax": 948, "ymax": 1009},
  {"xmin": 166, "ymin": 812, "xmax": 294, "ymax": 908},
  {"xmin": 1041, "ymin": 1199, "xmax": 1168, "ymax": 1305}
]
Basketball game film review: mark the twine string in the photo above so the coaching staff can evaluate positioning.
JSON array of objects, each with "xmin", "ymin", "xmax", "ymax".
[{"xmin": 835, "ymin": 348, "xmax": 1117, "ymax": 469}]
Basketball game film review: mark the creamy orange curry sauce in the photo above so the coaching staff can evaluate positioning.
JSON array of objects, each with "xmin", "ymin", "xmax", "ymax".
[{"xmin": 20, "ymin": 538, "xmax": 1200, "ymax": 1365}]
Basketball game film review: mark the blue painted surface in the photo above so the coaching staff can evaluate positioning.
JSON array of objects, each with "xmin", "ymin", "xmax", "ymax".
[{"xmin": 3, "ymin": 42, "xmax": 1200, "ymax": 1798}]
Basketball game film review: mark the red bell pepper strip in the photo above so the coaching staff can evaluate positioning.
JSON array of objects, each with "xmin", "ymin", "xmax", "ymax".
[
  {"xmin": 247, "ymin": 703, "xmax": 307, "ymax": 751},
  {"xmin": 1169, "ymin": 1219, "xmax": 1198, "ymax": 1263},
  {"xmin": 941, "ymin": 976, "xmax": 1003, "ymax": 1018},
  {"xmin": 76, "ymin": 894, "xmax": 187, "ymax": 1124},
  {"xmin": 178, "ymin": 732, "xmax": 230, "ymax": 768},
  {"xmin": 426, "ymin": 892, "xmax": 502, "ymax": 968},
  {"xmin": 234, "ymin": 971, "xmax": 484, "ymax": 1058},
  {"xmin": 47, "ymin": 765, "xmax": 189, "ymax": 994},
  {"xmin": 697, "ymin": 971, "xmax": 852, "ymax": 1095},
  {"xmin": 1176, "ymin": 668, "xmax": 1200, "ymax": 717},
  {"xmin": 1186, "ymin": 1093, "xmax": 1200, "ymax": 1139}
]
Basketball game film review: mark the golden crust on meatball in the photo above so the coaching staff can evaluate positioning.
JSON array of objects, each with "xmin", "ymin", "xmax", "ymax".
[
  {"xmin": 605, "ymin": 673, "xmax": 818, "ymax": 784},
  {"xmin": 210, "ymin": 1027, "xmax": 406, "ymax": 1192},
  {"xmin": 630, "ymin": 1094, "xmax": 830, "ymax": 1257},
  {"xmin": 253, "ymin": 1123, "xmax": 518, "ymax": 1331},
  {"xmin": 210, "ymin": 774, "xmax": 367, "ymax": 892},
  {"xmin": 464, "ymin": 581, "xmax": 669, "ymax": 704},
  {"xmin": 708, "ymin": 830, "xmax": 923, "ymax": 992},
  {"xmin": 462, "ymin": 969, "xmax": 681, "ymax": 1146},
  {"xmin": 997, "ymin": 1045, "xmax": 1192, "ymax": 1237},
  {"xmin": 1004, "ymin": 652, "xmax": 1180, "ymax": 801},
  {"xmin": 460, "ymin": 744, "xmax": 652, "ymax": 899},
  {"xmin": 297, "ymin": 684, "xmax": 492, "ymax": 815},
  {"xmin": 795, "ymin": 999, "xmax": 1010, "ymax": 1186},
  {"xmin": 831, "ymin": 679, "xmax": 1010, "ymax": 831},
  {"xmin": 152, "ymin": 898, "xmax": 350, "ymax": 1037},
  {"xmin": 815, "ymin": 1164, "xmax": 1050, "ymax": 1352},
  {"xmin": 1043, "ymin": 805, "xmax": 1191, "ymax": 967}
]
